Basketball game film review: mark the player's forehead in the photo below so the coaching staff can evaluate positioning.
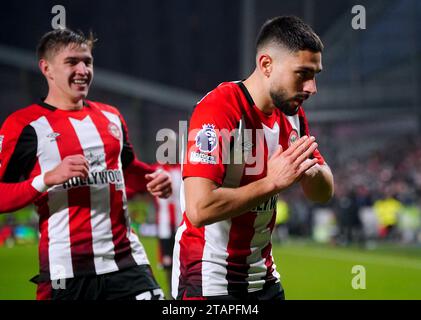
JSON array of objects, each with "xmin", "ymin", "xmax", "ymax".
[
  {"xmin": 290, "ymin": 50, "xmax": 322, "ymax": 72},
  {"xmin": 51, "ymin": 43, "xmax": 93, "ymax": 60}
]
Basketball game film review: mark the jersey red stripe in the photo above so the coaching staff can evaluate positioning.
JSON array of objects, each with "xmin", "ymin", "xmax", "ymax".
[
  {"xmin": 226, "ymin": 213, "xmax": 257, "ymax": 292},
  {"xmin": 178, "ymin": 215, "xmax": 206, "ymax": 297},
  {"xmin": 38, "ymin": 199, "xmax": 51, "ymax": 280},
  {"xmin": 169, "ymin": 203, "xmax": 176, "ymax": 232}
]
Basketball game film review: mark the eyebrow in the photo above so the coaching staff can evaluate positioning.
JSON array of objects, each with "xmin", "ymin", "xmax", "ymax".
[
  {"xmin": 64, "ymin": 56, "xmax": 93, "ymax": 62},
  {"xmin": 297, "ymin": 66, "xmax": 322, "ymax": 73}
]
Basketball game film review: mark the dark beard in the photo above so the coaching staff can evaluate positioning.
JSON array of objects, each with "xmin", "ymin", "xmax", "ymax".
[{"xmin": 270, "ymin": 90, "xmax": 300, "ymax": 116}]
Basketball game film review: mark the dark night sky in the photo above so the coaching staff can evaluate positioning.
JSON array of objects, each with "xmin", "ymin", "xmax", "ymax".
[{"xmin": 0, "ymin": 0, "xmax": 351, "ymax": 93}]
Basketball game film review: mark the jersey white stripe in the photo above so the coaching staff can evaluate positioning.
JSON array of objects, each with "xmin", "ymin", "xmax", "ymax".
[
  {"xmin": 286, "ymin": 114, "xmax": 300, "ymax": 135},
  {"xmin": 157, "ymin": 167, "xmax": 182, "ymax": 238},
  {"xmin": 172, "ymin": 169, "xmax": 183, "ymax": 228},
  {"xmin": 127, "ymin": 231, "xmax": 150, "ymax": 265},
  {"xmin": 246, "ymin": 212, "xmax": 275, "ymax": 291},
  {"xmin": 270, "ymin": 248, "xmax": 281, "ymax": 281},
  {"xmin": 69, "ymin": 116, "xmax": 119, "ymax": 274},
  {"xmin": 157, "ymin": 198, "xmax": 172, "ymax": 238},
  {"xmin": 172, "ymin": 221, "xmax": 187, "ymax": 299},
  {"xmin": 180, "ymin": 179, "xmax": 186, "ymax": 216},
  {"xmin": 31, "ymin": 116, "xmax": 74, "ymax": 280},
  {"xmin": 202, "ymin": 221, "xmax": 231, "ymax": 296},
  {"xmin": 262, "ymin": 122, "xmax": 280, "ymax": 157},
  {"xmin": 101, "ymin": 110, "xmax": 149, "ymax": 266}
]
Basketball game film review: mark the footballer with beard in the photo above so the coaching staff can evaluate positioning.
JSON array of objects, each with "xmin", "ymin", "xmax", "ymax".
[{"xmin": 173, "ymin": 16, "xmax": 334, "ymax": 300}]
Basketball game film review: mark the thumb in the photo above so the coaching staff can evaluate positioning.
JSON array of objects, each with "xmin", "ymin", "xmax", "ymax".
[
  {"xmin": 145, "ymin": 168, "xmax": 162, "ymax": 180},
  {"xmin": 145, "ymin": 173, "xmax": 155, "ymax": 180},
  {"xmin": 145, "ymin": 173, "xmax": 154, "ymax": 180}
]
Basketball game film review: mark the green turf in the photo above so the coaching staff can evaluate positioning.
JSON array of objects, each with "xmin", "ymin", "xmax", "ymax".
[
  {"xmin": 0, "ymin": 243, "xmax": 38, "ymax": 300},
  {"xmin": 0, "ymin": 238, "xmax": 169, "ymax": 300},
  {"xmin": 1, "ymin": 238, "xmax": 421, "ymax": 300},
  {"xmin": 274, "ymin": 240, "xmax": 421, "ymax": 300}
]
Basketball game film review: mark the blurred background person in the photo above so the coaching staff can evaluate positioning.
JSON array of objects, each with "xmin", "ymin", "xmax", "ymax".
[{"xmin": 154, "ymin": 131, "xmax": 182, "ymax": 298}]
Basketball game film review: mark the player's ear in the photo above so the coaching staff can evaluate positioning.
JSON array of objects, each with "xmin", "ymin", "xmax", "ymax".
[
  {"xmin": 257, "ymin": 53, "xmax": 272, "ymax": 78},
  {"xmin": 39, "ymin": 59, "xmax": 52, "ymax": 79}
]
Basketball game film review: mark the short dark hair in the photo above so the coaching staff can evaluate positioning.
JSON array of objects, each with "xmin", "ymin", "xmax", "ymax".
[
  {"xmin": 256, "ymin": 16, "xmax": 323, "ymax": 53},
  {"xmin": 37, "ymin": 28, "xmax": 96, "ymax": 60}
]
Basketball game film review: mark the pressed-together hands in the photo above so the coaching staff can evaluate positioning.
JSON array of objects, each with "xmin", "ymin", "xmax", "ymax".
[{"xmin": 265, "ymin": 135, "xmax": 319, "ymax": 193}]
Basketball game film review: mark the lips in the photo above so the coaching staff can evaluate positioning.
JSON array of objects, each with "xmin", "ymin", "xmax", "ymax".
[
  {"xmin": 293, "ymin": 95, "xmax": 309, "ymax": 106},
  {"xmin": 72, "ymin": 78, "xmax": 88, "ymax": 85},
  {"xmin": 296, "ymin": 94, "xmax": 309, "ymax": 101}
]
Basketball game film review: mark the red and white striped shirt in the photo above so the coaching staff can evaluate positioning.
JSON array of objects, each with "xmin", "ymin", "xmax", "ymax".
[
  {"xmin": 172, "ymin": 82, "xmax": 324, "ymax": 298},
  {"xmin": 0, "ymin": 100, "xmax": 154, "ymax": 281}
]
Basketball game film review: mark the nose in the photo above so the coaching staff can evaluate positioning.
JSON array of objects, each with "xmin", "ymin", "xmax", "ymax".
[
  {"xmin": 303, "ymin": 78, "xmax": 317, "ymax": 95},
  {"xmin": 75, "ymin": 61, "xmax": 88, "ymax": 74}
]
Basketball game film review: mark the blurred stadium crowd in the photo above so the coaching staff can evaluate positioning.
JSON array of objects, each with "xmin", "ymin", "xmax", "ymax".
[{"xmin": 277, "ymin": 133, "xmax": 421, "ymax": 247}]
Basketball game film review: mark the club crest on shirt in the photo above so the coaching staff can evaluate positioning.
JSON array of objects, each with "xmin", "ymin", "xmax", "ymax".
[
  {"xmin": 195, "ymin": 124, "xmax": 217, "ymax": 153},
  {"xmin": 0, "ymin": 135, "xmax": 4, "ymax": 153},
  {"xmin": 288, "ymin": 129, "xmax": 299, "ymax": 146},
  {"xmin": 108, "ymin": 122, "xmax": 121, "ymax": 140}
]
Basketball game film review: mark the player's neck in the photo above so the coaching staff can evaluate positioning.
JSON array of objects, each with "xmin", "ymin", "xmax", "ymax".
[
  {"xmin": 243, "ymin": 71, "xmax": 274, "ymax": 115},
  {"xmin": 44, "ymin": 93, "xmax": 84, "ymax": 111}
]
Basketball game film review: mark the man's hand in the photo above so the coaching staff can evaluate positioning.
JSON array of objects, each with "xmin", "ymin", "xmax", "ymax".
[
  {"xmin": 300, "ymin": 161, "xmax": 334, "ymax": 203},
  {"xmin": 145, "ymin": 169, "xmax": 172, "ymax": 199},
  {"xmin": 301, "ymin": 160, "xmax": 321, "ymax": 179},
  {"xmin": 44, "ymin": 155, "xmax": 89, "ymax": 187},
  {"xmin": 265, "ymin": 135, "xmax": 319, "ymax": 193}
]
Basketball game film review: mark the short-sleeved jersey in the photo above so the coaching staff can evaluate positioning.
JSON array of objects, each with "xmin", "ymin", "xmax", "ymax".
[
  {"xmin": 0, "ymin": 100, "xmax": 151, "ymax": 281},
  {"xmin": 172, "ymin": 81, "xmax": 324, "ymax": 299}
]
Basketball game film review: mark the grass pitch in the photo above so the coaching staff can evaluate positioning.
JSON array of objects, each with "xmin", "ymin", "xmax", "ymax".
[{"xmin": 1, "ymin": 238, "xmax": 420, "ymax": 300}]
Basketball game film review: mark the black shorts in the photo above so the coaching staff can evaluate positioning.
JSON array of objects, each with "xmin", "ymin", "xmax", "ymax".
[
  {"xmin": 181, "ymin": 282, "xmax": 285, "ymax": 301},
  {"xmin": 32, "ymin": 264, "xmax": 164, "ymax": 300}
]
